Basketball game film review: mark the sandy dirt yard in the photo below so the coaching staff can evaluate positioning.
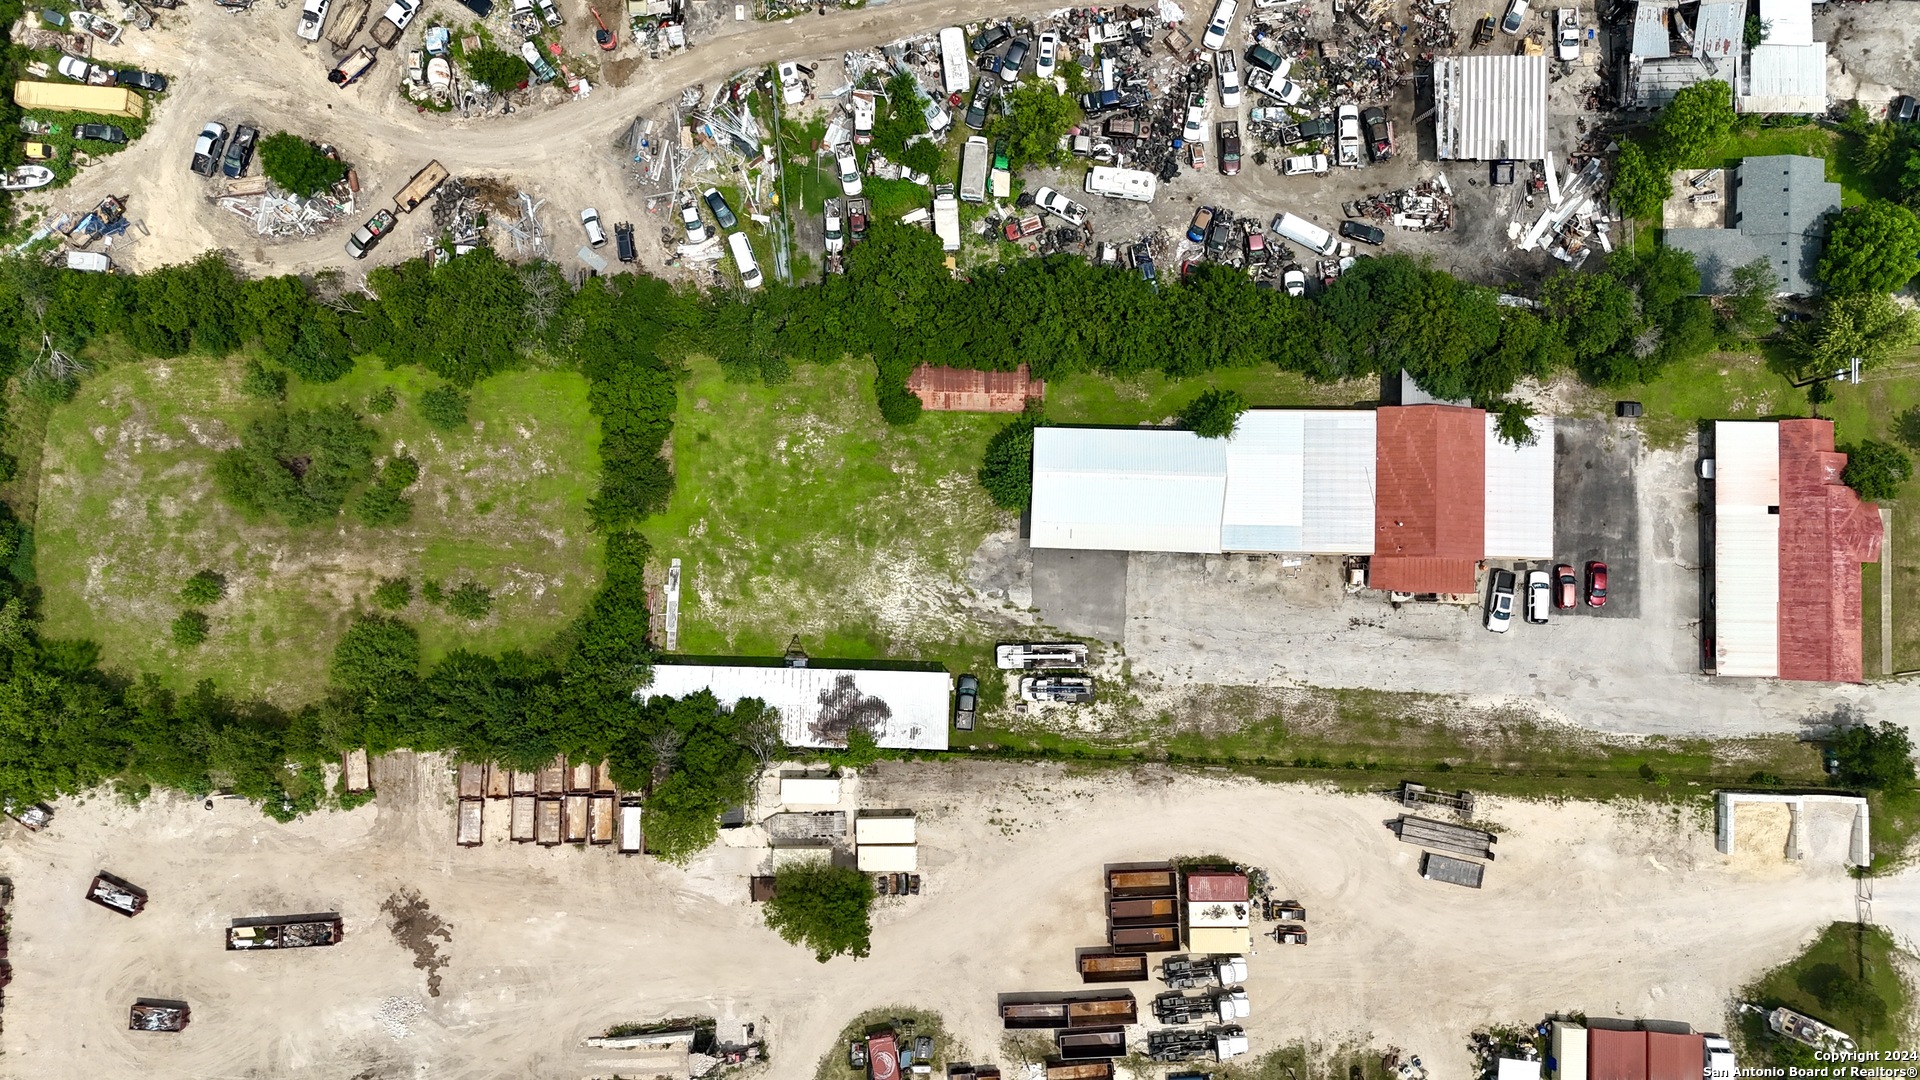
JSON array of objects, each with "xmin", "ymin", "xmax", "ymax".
[{"xmin": 1, "ymin": 755, "xmax": 1902, "ymax": 1080}]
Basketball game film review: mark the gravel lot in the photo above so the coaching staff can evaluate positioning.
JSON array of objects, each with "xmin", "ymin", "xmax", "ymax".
[{"xmin": 0, "ymin": 754, "xmax": 1891, "ymax": 1080}]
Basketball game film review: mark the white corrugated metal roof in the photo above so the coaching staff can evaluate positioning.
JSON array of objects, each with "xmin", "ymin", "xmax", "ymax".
[
  {"xmin": 1031, "ymin": 427, "xmax": 1228, "ymax": 552},
  {"xmin": 1483, "ymin": 415, "xmax": 1556, "ymax": 559},
  {"xmin": 853, "ymin": 812, "xmax": 917, "ymax": 844},
  {"xmin": 855, "ymin": 844, "xmax": 918, "ymax": 871},
  {"xmin": 643, "ymin": 664, "xmax": 952, "ymax": 750},
  {"xmin": 1693, "ymin": 1, "xmax": 1742, "ymax": 57},
  {"xmin": 1714, "ymin": 422, "xmax": 1781, "ymax": 677},
  {"xmin": 1435, "ymin": 54, "xmax": 1549, "ymax": 161},
  {"xmin": 1742, "ymin": 43, "xmax": 1826, "ymax": 114},
  {"xmin": 778, "ymin": 778, "xmax": 842, "ymax": 805},
  {"xmin": 1302, "ymin": 413, "xmax": 1378, "ymax": 553},
  {"xmin": 1222, "ymin": 410, "xmax": 1305, "ymax": 550}
]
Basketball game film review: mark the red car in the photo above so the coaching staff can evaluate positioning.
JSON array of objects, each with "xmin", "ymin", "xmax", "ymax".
[
  {"xmin": 1553, "ymin": 564, "xmax": 1577, "ymax": 609},
  {"xmin": 1585, "ymin": 561, "xmax": 1608, "ymax": 608}
]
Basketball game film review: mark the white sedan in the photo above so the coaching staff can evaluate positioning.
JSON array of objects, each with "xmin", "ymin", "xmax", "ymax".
[
  {"xmin": 680, "ymin": 199, "xmax": 708, "ymax": 244},
  {"xmin": 296, "ymin": 0, "xmax": 330, "ymax": 41},
  {"xmin": 836, "ymin": 151, "xmax": 863, "ymax": 197},
  {"xmin": 1201, "ymin": 0, "xmax": 1237, "ymax": 51},
  {"xmin": 1035, "ymin": 32, "xmax": 1059, "ymax": 80},
  {"xmin": 1033, "ymin": 186, "xmax": 1089, "ymax": 227},
  {"xmin": 1182, "ymin": 92, "xmax": 1209, "ymax": 142}
]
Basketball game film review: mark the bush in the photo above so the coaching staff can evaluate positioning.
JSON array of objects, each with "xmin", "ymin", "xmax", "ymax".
[
  {"xmin": 1839, "ymin": 439, "xmax": 1913, "ymax": 502},
  {"xmin": 1832, "ymin": 721, "xmax": 1916, "ymax": 790},
  {"xmin": 240, "ymin": 359, "xmax": 287, "ymax": 401},
  {"xmin": 171, "ymin": 610, "xmax": 210, "ymax": 647},
  {"xmin": 367, "ymin": 386, "xmax": 397, "ymax": 415},
  {"xmin": 763, "ymin": 860, "xmax": 874, "ymax": 961},
  {"xmin": 372, "ymin": 576, "xmax": 413, "ymax": 610},
  {"xmin": 257, "ymin": 133, "xmax": 349, "ymax": 198},
  {"xmin": 1180, "ymin": 388, "xmax": 1248, "ymax": 438},
  {"xmin": 212, "ymin": 406, "xmax": 380, "ymax": 526},
  {"xmin": 353, "ymin": 484, "xmax": 412, "ymax": 526},
  {"xmin": 447, "ymin": 581, "xmax": 492, "ymax": 620},
  {"xmin": 419, "ymin": 386, "xmax": 470, "ymax": 431},
  {"xmin": 329, "ymin": 613, "xmax": 420, "ymax": 699},
  {"xmin": 422, "ymin": 578, "xmax": 445, "ymax": 605},
  {"xmin": 466, "ymin": 47, "xmax": 528, "ymax": 90},
  {"xmin": 977, "ymin": 412, "xmax": 1041, "ymax": 511},
  {"xmin": 180, "ymin": 569, "xmax": 227, "ymax": 606}
]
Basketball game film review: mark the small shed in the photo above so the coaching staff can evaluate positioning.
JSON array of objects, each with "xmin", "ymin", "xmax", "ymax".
[
  {"xmin": 750, "ymin": 875, "xmax": 777, "ymax": 902},
  {"xmin": 1498, "ymin": 1060, "xmax": 1543, "ymax": 1080},
  {"xmin": 1551, "ymin": 1022, "xmax": 1588, "ymax": 1080}
]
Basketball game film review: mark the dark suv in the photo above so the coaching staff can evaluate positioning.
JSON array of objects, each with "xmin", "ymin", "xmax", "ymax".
[
  {"xmin": 970, "ymin": 23, "xmax": 1010, "ymax": 53},
  {"xmin": 1361, "ymin": 106, "xmax": 1393, "ymax": 161},
  {"xmin": 1340, "ymin": 219, "xmax": 1385, "ymax": 245},
  {"xmin": 222, "ymin": 124, "xmax": 258, "ymax": 178},
  {"xmin": 1293, "ymin": 116, "xmax": 1336, "ymax": 142},
  {"xmin": 74, "ymin": 123, "xmax": 127, "ymax": 143}
]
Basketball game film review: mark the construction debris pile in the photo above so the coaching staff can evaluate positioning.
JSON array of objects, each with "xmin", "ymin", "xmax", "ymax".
[
  {"xmin": 1345, "ymin": 175, "xmax": 1455, "ymax": 232},
  {"xmin": 1514, "ymin": 156, "xmax": 1613, "ymax": 265},
  {"xmin": 1259, "ymin": 4, "xmax": 1410, "ymax": 106},
  {"xmin": 1409, "ymin": 0, "xmax": 1457, "ymax": 56},
  {"xmin": 218, "ymin": 187, "xmax": 357, "ymax": 238}
]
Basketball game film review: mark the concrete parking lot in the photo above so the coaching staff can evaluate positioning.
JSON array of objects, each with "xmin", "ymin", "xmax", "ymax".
[{"xmin": 1551, "ymin": 417, "xmax": 1642, "ymax": 618}]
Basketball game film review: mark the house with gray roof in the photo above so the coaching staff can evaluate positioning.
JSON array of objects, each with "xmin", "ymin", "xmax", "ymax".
[{"xmin": 1664, "ymin": 155, "xmax": 1838, "ymax": 295}]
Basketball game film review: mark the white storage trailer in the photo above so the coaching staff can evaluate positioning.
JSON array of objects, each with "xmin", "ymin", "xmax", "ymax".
[
  {"xmin": 854, "ymin": 810, "xmax": 917, "ymax": 845},
  {"xmin": 938, "ymin": 27, "xmax": 971, "ymax": 95},
  {"xmin": 1083, "ymin": 166, "xmax": 1158, "ymax": 203},
  {"xmin": 959, "ymin": 136, "xmax": 989, "ymax": 203},
  {"xmin": 855, "ymin": 843, "xmax": 918, "ymax": 871}
]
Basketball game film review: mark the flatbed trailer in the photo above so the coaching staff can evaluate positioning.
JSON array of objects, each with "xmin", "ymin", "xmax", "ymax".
[
  {"xmin": 86, "ymin": 872, "xmax": 147, "ymax": 917},
  {"xmin": 392, "ymin": 160, "xmax": 448, "ymax": 213},
  {"xmin": 1046, "ymin": 1064, "xmax": 1114, "ymax": 1080},
  {"xmin": 226, "ymin": 913, "xmax": 344, "ymax": 950},
  {"xmin": 1419, "ymin": 852, "xmax": 1485, "ymax": 888},
  {"xmin": 1109, "ymin": 924, "xmax": 1179, "ymax": 950},
  {"xmin": 1057, "ymin": 1028, "xmax": 1127, "ymax": 1060},
  {"xmin": 457, "ymin": 800, "xmax": 483, "ymax": 846},
  {"xmin": 1001, "ymin": 994, "xmax": 1138, "ymax": 1029},
  {"xmin": 563, "ymin": 794, "xmax": 590, "ymax": 843},
  {"xmin": 1105, "ymin": 865, "xmax": 1177, "ymax": 898},
  {"xmin": 1392, "ymin": 815, "xmax": 1496, "ymax": 859},
  {"xmin": 129, "ymin": 999, "xmax": 190, "ymax": 1032},
  {"xmin": 536, "ymin": 798, "xmax": 563, "ymax": 845},
  {"xmin": 510, "ymin": 795, "xmax": 536, "ymax": 841}
]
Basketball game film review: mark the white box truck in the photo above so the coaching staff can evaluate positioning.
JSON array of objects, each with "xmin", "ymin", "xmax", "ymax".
[
  {"xmin": 1272, "ymin": 211, "xmax": 1338, "ymax": 255},
  {"xmin": 938, "ymin": 26, "xmax": 971, "ymax": 96},
  {"xmin": 933, "ymin": 184, "xmax": 961, "ymax": 251},
  {"xmin": 959, "ymin": 136, "xmax": 989, "ymax": 203},
  {"xmin": 1084, "ymin": 166, "xmax": 1158, "ymax": 203}
]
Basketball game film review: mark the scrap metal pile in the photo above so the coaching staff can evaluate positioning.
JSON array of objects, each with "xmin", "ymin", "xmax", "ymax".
[
  {"xmin": 1409, "ymin": 0, "xmax": 1457, "ymax": 56},
  {"xmin": 1515, "ymin": 156, "xmax": 1613, "ymax": 265},
  {"xmin": 219, "ymin": 188, "xmax": 356, "ymax": 237},
  {"xmin": 1249, "ymin": 0, "xmax": 1408, "ymax": 107},
  {"xmin": 1345, "ymin": 175, "xmax": 1455, "ymax": 232}
]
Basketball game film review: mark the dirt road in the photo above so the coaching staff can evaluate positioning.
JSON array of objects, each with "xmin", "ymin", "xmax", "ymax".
[
  {"xmin": 1, "ymin": 755, "xmax": 1895, "ymax": 1080},
  {"xmin": 34, "ymin": 0, "xmax": 1070, "ymax": 273}
]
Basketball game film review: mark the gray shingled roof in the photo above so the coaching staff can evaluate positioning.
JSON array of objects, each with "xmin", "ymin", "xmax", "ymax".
[{"xmin": 1666, "ymin": 155, "xmax": 1839, "ymax": 295}]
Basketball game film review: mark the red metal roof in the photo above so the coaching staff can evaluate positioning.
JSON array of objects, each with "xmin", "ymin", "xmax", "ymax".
[
  {"xmin": 905, "ymin": 364, "xmax": 1044, "ymax": 412},
  {"xmin": 1184, "ymin": 871, "xmax": 1249, "ymax": 902},
  {"xmin": 1371, "ymin": 405, "xmax": 1486, "ymax": 593},
  {"xmin": 1646, "ymin": 1032, "xmax": 1704, "ymax": 1080},
  {"xmin": 1777, "ymin": 420, "xmax": 1882, "ymax": 682},
  {"xmin": 1588, "ymin": 1029, "xmax": 1648, "ymax": 1080}
]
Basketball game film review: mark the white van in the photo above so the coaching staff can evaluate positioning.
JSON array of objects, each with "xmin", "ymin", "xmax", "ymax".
[
  {"xmin": 1084, "ymin": 165, "xmax": 1158, "ymax": 203},
  {"xmin": 726, "ymin": 231, "xmax": 763, "ymax": 290},
  {"xmin": 938, "ymin": 26, "xmax": 971, "ymax": 95},
  {"xmin": 1271, "ymin": 211, "xmax": 1337, "ymax": 255}
]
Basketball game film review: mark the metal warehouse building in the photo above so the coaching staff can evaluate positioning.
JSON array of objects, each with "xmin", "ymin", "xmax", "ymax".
[
  {"xmin": 1433, "ymin": 54, "xmax": 1549, "ymax": 161},
  {"xmin": 1031, "ymin": 406, "xmax": 1554, "ymax": 592},
  {"xmin": 1710, "ymin": 420, "xmax": 1882, "ymax": 682},
  {"xmin": 642, "ymin": 663, "xmax": 952, "ymax": 750}
]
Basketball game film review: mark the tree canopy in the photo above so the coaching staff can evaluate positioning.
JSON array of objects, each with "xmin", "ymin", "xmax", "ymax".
[
  {"xmin": 1832, "ymin": 720, "xmax": 1916, "ymax": 790},
  {"xmin": 1653, "ymin": 81, "xmax": 1736, "ymax": 167},
  {"xmin": 1839, "ymin": 440, "xmax": 1913, "ymax": 502},
  {"xmin": 258, "ymin": 133, "xmax": 349, "ymax": 198},
  {"xmin": 763, "ymin": 860, "xmax": 875, "ymax": 961},
  {"xmin": 988, "ymin": 84, "xmax": 1077, "ymax": 170},
  {"xmin": 1817, "ymin": 203, "xmax": 1920, "ymax": 294},
  {"xmin": 213, "ymin": 406, "xmax": 380, "ymax": 526},
  {"xmin": 1181, "ymin": 388, "xmax": 1248, "ymax": 438},
  {"xmin": 1794, "ymin": 291, "xmax": 1920, "ymax": 376}
]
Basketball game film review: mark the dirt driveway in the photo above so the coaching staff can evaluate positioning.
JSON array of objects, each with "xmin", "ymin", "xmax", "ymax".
[{"xmin": 0, "ymin": 754, "xmax": 1891, "ymax": 1080}]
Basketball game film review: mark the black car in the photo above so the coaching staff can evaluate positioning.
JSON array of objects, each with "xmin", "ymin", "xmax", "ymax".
[
  {"xmin": 1893, "ymin": 94, "xmax": 1919, "ymax": 123},
  {"xmin": 1245, "ymin": 42, "xmax": 1286, "ymax": 72},
  {"xmin": 1206, "ymin": 218, "xmax": 1232, "ymax": 257},
  {"xmin": 954, "ymin": 673, "xmax": 978, "ymax": 730},
  {"xmin": 1294, "ymin": 116, "xmax": 1336, "ymax": 141},
  {"xmin": 614, "ymin": 222, "xmax": 636, "ymax": 263},
  {"xmin": 970, "ymin": 23, "xmax": 1010, "ymax": 53},
  {"xmin": 222, "ymin": 124, "xmax": 258, "ymax": 178},
  {"xmin": 1001, "ymin": 38, "xmax": 1029, "ymax": 78},
  {"xmin": 964, "ymin": 83, "xmax": 992, "ymax": 129},
  {"xmin": 1361, "ymin": 106, "xmax": 1393, "ymax": 161},
  {"xmin": 702, "ymin": 187, "xmax": 737, "ymax": 230},
  {"xmin": 1079, "ymin": 89, "xmax": 1121, "ymax": 115},
  {"xmin": 114, "ymin": 68, "xmax": 168, "ymax": 93},
  {"xmin": 74, "ymin": 123, "xmax": 127, "ymax": 144},
  {"xmin": 1339, "ymin": 219, "xmax": 1385, "ymax": 245},
  {"xmin": 456, "ymin": 0, "xmax": 492, "ymax": 14}
]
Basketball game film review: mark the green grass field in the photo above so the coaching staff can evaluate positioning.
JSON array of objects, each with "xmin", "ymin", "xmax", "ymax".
[
  {"xmin": 33, "ymin": 356, "xmax": 603, "ymax": 702},
  {"xmin": 642, "ymin": 356, "xmax": 1010, "ymax": 669},
  {"xmin": 1740, "ymin": 923, "xmax": 1915, "ymax": 1058}
]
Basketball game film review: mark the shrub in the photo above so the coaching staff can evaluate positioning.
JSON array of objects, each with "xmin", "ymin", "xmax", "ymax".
[
  {"xmin": 179, "ymin": 569, "xmax": 227, "ymax": 605},
  {"xmin": 466, "ymin": 47, "xmax": 528, "ymax": 90},
  {"xmin": 372, "ymin": 576, "xmax": 413, "ymax": 610},
  {"xmin": 1179, "ymin": 387, "xmax": 1248, "ymax": 438},
  {"xmin": 1832, "ymin": 721, "xmax": 1916, "ymax": 790},
  {"xmin": 422, "ymin": 578, "xmax": 445, "ymax": 605},
  {"xmin": 977, "ymin": 412, "xmax": 1041, "ymax": 510},
  {"xmin": 329, "ymin": 613, "xmax": 420, "ymax": 698},
  {"xmin": 212, "ymin": 405, "xmax": 380, "ymax": 526},
  {"xmin": 171, "ymin": 610, "xmax": 210, "ymax": 647},
  {"xmin": 353, "ymin": 484, "xmax": 412, "ymax": 526},
  {"xmin": 258, "ymin": 133, "xmax": 349, "ymax": 198},
  {"xmin": 419, "ymin": 386, "xmax": 470, "ymax": 431},
  {"xmin": 367, "ymin": 386, "xmax": 397, "ymax": 415},
  {"xmin": 240, "ymin": 359, "xmax": 287, "ymax": 401},
  {"xmin": 447, "ymin": 581, "xmax": 491, "ymax": 620},
  {"xmin": 1839, "ymin": 439, "xmax": 1913, "ymax": 502}
]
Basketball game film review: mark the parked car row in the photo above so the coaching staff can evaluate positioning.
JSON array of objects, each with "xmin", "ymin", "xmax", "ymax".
[
  {"xmin": 54, "ymin": 54, "xmax": 168, "ymax": 92},
  {"xmin": 186, "ymin": 121, "xmax": 256, "ymax": 178},
  {"xmin": 1484, "ymin": 561, "xmax": 1607, "ymax": 632}
]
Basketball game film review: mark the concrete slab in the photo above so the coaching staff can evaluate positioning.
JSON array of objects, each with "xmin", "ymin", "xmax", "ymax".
[
  {"xmin": 1032, "ymin": 549, "xmax": 1128, "ymax": 642},
  {"xmin": 1554, "ymin": 417, "xmax": 1642, "ymax": 618}
]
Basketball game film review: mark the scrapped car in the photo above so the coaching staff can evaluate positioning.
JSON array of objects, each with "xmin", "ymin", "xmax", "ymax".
[
  {"xmin": 1218, "ymin": 122, "xmax": 1241, "ymax": 175},
  {"xmin": 297, "ymin": 0, "xmax": 330, "ymax": 41},
  {"xmin": 1182, "ymin": 91, "xmax": 1209, "ymax": 142},
  {"xmin": 824, "ymin": 203, "xmax": 844, "ymax": 253},
  {"xmin": 702, "ymin": 187, "xmax": 737, "ymax": 230},
  {"xmin": 1283, "ymin": 152, "xmax": 1328, "ymax": 175},
  {"xmin": 221, "ymin": 123, "xmax": 258, "ymax": 177},
  {"xmin": 836, "ymin": 151, "xmax": 863, "ymax": 197},
  {"xmin": 1033, "ymin": 185, "xmax": 1089, "ymax": 226},
  {"xmin": 1000, "ymin": 38, "xmax": 1028, "ymax": 83},
  {"xmin": 580, "ymin": 206, "xmax": 607, "ymax": 246},
  {"xmin": 1245, "ymin": 42, "xmax": 1286, "ymax": 72},
  {"xmin": 344, "ymin": 208, "xmax": 397, "ymax": 259},
  {"xmin": 1217, "ymin": 51, "xmax": 1242, "ymax": 108},
  {"xmin": 189, "ymin": 121, "xmax": 227, "ymax": 177},
  {"xmin": 1205, "ymin": 218, "xmax": 1232, "ymax": 257},
  {"xmin": 1555, "ymin": 7, "xmax": 1580, "ymax": 61},
  {"xmin": 1294, "ymin": 115, "xmax": 1336, "ymax": 141},
  {"xmin": 1201, "ymin": 0, "xmax": 1237, "ymax": 51},
  {"xmin": 1035, "ymin": 32, "xmax": 1058, "ymax": 79},
  {"xmin": 1187, "ymin": 205, "xmax": 1215, "ymax": 243},
  {"xmin": 75, "ymin": 122, "xmax": 127, "ymax": 144},
  {"xmin": 57, "ymin": 55, "xmax": 108, "ymax": 84},
  {"xmin": 680, "ymin": 198, "xmax": 708, "ymax": 243},
  {"xmin": 1501, "ymin": 0, "xmax": 1529, "ymax": 34},
  {"xmin": 115, "ymin": 68, "xmax": 169, "ymax": 92},
  {"xmin": 966, "ymin": 82, "xmax": 993, "ymax": 129},
  {"xmin": 1339, "ymin": 219, "xmax": 1384, "ymax": 245},
  {"xmin": 1361, "ymin": 106, "xmax": 1393, "ymax": 161},
  {"xmin": 970, "ymin": 23, "xmax": 1010, "ymax": 53},
  {"xmin": 1283, "ymin": 267, "xmax": 1307, "ymax": 296}
]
